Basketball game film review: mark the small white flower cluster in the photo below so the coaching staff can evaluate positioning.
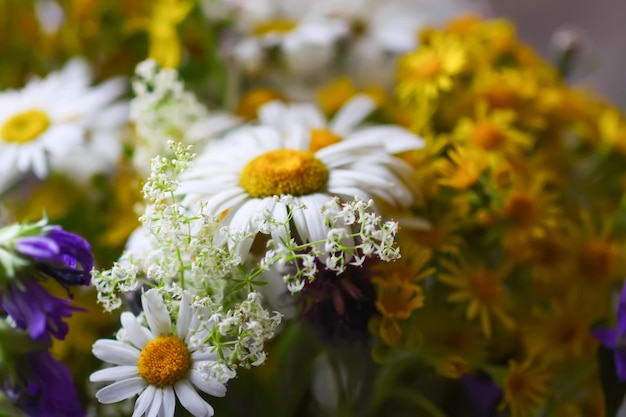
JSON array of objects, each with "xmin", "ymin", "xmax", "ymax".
[
  {"xmin": 257, "ymin": 197, "xmax": 401, "ymax": 293},
  {"xmin": 130, "ymin": 60, "xmax": 238, "ymax": 174},
  {"xmin": 197, "ymin": 292, "xmax": 282, "ymax": 368},
  {"xmin": 93, "ymin": 142, "xmax": 244, "ymax": 311}
]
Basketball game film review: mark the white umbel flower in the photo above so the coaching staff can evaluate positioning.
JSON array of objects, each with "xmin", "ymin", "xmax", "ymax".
[
  {"xmin": 90, "ymin": 289, "xmax": 228, "ymax": 417},
  {"xmin": 0, "ymin": 58, "xmax": 127, "ymax": 181},
  {"xmin": 178, "ymin": 122, "xmax": 416, "ymax": 259}
]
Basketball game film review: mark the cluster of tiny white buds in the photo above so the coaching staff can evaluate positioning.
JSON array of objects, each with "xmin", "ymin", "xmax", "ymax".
[{"xmin": 248, "ymin": 197, "xmax": 401, "ymax": 294}]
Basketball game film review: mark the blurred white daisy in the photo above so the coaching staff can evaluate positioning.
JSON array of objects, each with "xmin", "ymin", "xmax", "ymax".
[
  {"xmin": 228, "ymin": 0, "xmax": 349, "ymax": 77},
  {"xmin": 324, "ymin": 0, "xmax": 479, "ymax": 86},
  {"xmin": 258, "ymin": 94, "xmax": 424, "ymax": 153},
  {"xmin": 90, "ymin": 289, "xmax": 228, "ymax": 417},
  {"xmin": 178, "ymin": 122, "xmax": 416, "ymax": 258},
  {"xmin": 0, "ymin": 58, "xmax": 127, "ymax": 181}
]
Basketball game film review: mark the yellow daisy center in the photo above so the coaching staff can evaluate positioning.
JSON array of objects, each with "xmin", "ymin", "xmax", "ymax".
[
  {"xmin": 254, "ymin": 19, "xmax": 297, "ymax": 36},
  {"xmin": 309, "ymin": 129, "xmax": 342, "ymax": 152},
  {"xmin": 240, "ymin": 149, "xmax": 328, "ymax": 198},
  {"xmin": 505, "ymin": 191, "xmax": 537, "ymax": 226},
  {"xmin": 578, "ymin": 239, "xmax": 616, "ymax": 282},
  {"xmin": 467, "ymin": 270, "xmax": 504, "ymax": 305},
  {"xmin": 137, "ymin": 336, "xmax": 191, "ymax": 387},
  {"xmin": 470, "ymin": 121, "xmax": 506, "ymax": 150},
  {"xmin": 1, "ymin": 109, "xmax": 50, "ymax": 144},
  {"xmin": 406, "ymin": 51, "xmax": 444, "ymax": 80}
]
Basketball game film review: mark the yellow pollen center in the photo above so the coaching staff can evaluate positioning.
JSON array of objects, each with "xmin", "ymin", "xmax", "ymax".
[
  {"xmin": 467, "ymin": 270, "xmax": 503, "ymax": 305},
  {"xmin": 471, "ymin": 121, "xmax": 506, "ymax": 150},
  {"xmin": 309, "ymin": 129, "xmax": 342, "ymax": 152},
  {"xmin": 413, "ymin": 52, "xmax": 443, "ymax": 80},
  {"xmin": 137, "ymin": 336, "xmax": 190, "ymax": 387},
  {"xmin": 254, "ymin": 19, "xmax": 297, "ymax": 36},
  {"xmin": 1, "ymin": 109, "xmax": 50, "ymax": 144},
  {"xmin": 505, "ymin": 192, "xmax": 537, "ymax": 226},
  {"xmin": 240, "ymin": 149, "xmax": 329, "ymax": 198}
]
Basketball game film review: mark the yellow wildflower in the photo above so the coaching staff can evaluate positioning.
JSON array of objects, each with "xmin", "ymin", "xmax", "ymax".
[
  {"xmin": 438, "ymin": 146, "xmax": 486, "ymax": 190},
  {"xmin": 453, "ymin": 103, "xmax": 533, "ymax": 157},
  {"xmin": 236, "ymin": 88, "xmax": 284, "ymax": 120},
  {"xmin": 396, "ymin": 33, "xmax": 466, "ymax": 102},
  {"xmin": 499, "ymin": 360, "xmax": 551, "ymax": 417},
  {"xmin": 439, "ymin": 257, "xmax": 515, "ymax": 338}
]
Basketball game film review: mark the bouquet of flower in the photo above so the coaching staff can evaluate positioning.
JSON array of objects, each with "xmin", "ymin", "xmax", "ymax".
[{"xmin": 1, "ymin": 1, "xmax": 626, "ymax": 417}]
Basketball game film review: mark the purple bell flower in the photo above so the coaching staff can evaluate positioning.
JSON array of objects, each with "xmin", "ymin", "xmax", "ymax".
[
  {"xmin": 0, "ymin": 278, "xmax": 83, "ymax": 343},
  {"xmin": 4, "ymin": 350, "xmax": 86, "ymax": 417},
  {"xmin": 15, "ymin": 226, "xmax": 94, "ymax": 287},
  {"xmin": 591, "ymin": 280, "xmax": 626, "ymax": 380}
]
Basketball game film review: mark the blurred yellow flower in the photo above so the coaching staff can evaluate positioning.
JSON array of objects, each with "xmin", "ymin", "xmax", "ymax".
[
  {"xmin": 396, "ymin": 33, "xmax": 466, "ymax": 102},
  {"xmin": 499, "ymin": 360, "xmax": 551, "ymax": 417},
  {"xmin": 439, "ymin": 257, "xmax": 515, "ymax": 338}
]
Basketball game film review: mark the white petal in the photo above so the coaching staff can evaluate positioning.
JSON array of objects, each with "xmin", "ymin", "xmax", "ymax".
[
  {"xmin": 90, "ymin": 366, "xmax": 139, "ymax": 382},
  {"xmin": 204, "ymin": 187, "xmax": 249, "ymax": 216},
  {"xmin": 133, "ymin": 385, "xmax": 156, "ymax": 417},
  {"xmin": 161, "ymin": 386, "xmax": 176, "ymax": 417},
  {"xmin": 92, "ymin": 339, "xmax": 140, "ymax": 365},
  {"xmin": 176, "ymin": 292, "xmax": 192, "ymax": 340},
  {"xmin": 96, "ymin": 377, "xmax": 146, "ymax": 404},
  {"xmin": 257, "ymin": 100, "xmax": 288, "ymax": 129},
  {"xmin": 121, "ymin": 312, "xmax": 153, "ymax": 349},
  {"xmin": 330, "ymin": 94, "xmax": 375, "ymax": 137},
  {"xmin": 269, "ymin": 201, "xmax": 290, "ymax": 245},
  {"xmin": 348, "ymin": 126, "xmax": 425, "ymax": 153},
  {"xmin": 298, "ymin": 194, "xmax": 331, "ymax": 243},
  {"xmin": 147, "ymin": 387, "xmax": 163, "ymax": 417},
  {"xmin": 189, "ymin": 370, "xmax": 227, "ymax": 397},
  {"xmin": 142, "ymin": 289, "xmax": 172, "ymax": 337},
  {"xmin": 174, "ymin": 380, "xmax": 215, "ymax": 417},
  {"xmin": 191, "ymin": 350, "xmax": 219, "ymax": 361}
]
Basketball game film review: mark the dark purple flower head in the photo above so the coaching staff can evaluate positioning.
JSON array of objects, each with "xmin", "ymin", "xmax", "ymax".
[
  {"xmin": 461, "ymin": 372, "xmax": 502, "ymax": 417},
  {"xmin": 591, "ymin": 279, "xmax": 626, "ymax": 380},
  {"xmin": 296, "ymin": 257, "xmax": 378, "ymax": 343},
  {"xmin": 3, "ymin": 350, "xmax": 85, "ymax": 417},
  {"xmin": 1, "ymin": 278, "xmax": 84, "ymax": 343},
  {"xmin": 15, "ymin": 226, "xmax": 93, "ymax": 287}
]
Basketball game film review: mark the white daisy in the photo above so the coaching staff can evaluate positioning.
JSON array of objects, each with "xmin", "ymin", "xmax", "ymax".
[
  {"xmin": 258, "ymin": 94, "xmax": 425, "ymax": 154},
  {"xmin": 0, "ymin": 58, "xmax": 127, "ymax": 181},
  {"xmin": 227, "ymin": 0, "xmax": 349, "ymax": 77},
  {"xmin": 323, "ymin": 0, "xmax": 478, "ymax": 86},
  {"xmin": 90, "ymin": 289, "xmax": 227, "ymax": 417},
  {"xmin": 178, "ymin": 121, "xmax": 416, "ymax": 259}
]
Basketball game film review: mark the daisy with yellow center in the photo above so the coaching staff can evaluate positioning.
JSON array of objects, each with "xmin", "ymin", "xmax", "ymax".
[
  {"xmin": 90, "ymin": 289, "xmax": 227, "ymax": 417},
  {"xmin": 229, "ymin": 2, "xmax": 348, "ymax": 77},
  {"xmin": 396, "ymin": 33, "xmax": 466, "ymax": 101},
  {"xmin": 257, "ymin": 95, "xmax": 424, "ymax": 154},
  {"xmin": 178, "ymin": 114, "xmax": 420, "ymax": 259},
  {"xmin": 439, "ymin": 258, "xmax": 515, "ymax": 338},
  {"xmin": 0, "ymin": 58, "xmax": 126, "ymax": 181},
  {"xmin": 499, "ymin": 360, "xmax": 551, "ymax": 417}
]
